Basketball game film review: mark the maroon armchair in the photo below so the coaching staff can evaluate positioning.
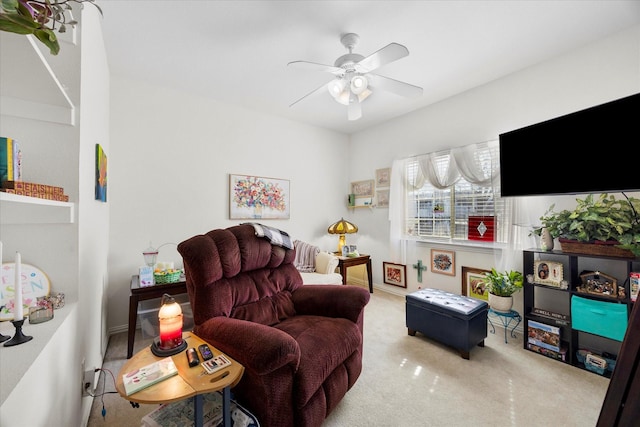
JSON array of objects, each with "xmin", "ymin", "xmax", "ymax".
[{"xmin": 177, "ymin": 224, "xmax": 370, "ymax": 427}]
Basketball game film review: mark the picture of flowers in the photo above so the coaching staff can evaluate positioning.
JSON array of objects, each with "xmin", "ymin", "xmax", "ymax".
[
  {"xmin": 383, "ymin": 262, "xmax": 406, "ymax": 288},
  {"xmin": 431, "ymin": 249, "xmax": 455, "ymax": 276},
  {"xmin": 229, "ymin": 174, "xmax": 290, "ymax": 219}
]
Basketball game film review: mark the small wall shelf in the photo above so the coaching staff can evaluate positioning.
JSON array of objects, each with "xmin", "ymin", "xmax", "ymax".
[{"xmin": 0, "ymin": 192, "xmax": 74, "ymax": 224}]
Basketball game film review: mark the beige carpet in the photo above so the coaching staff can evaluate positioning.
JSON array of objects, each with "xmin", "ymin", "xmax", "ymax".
[{"xmin": 88, "ymin": 290, "xmax": 609, "ymax": 426}]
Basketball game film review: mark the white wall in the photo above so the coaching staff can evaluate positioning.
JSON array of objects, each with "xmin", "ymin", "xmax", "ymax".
[
  {"xmin": 107, "ymin": 82, "xmax": 349, "ymax": 332},
  {"xmin": 348, "ymin": 25, "xmax": 640, "ymax": 312},
  {"xmin": 107, "ymin": 25, "xmax": 640, "ymax": 332}
]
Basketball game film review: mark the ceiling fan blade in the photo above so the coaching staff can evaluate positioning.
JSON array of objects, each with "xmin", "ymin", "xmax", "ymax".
[
  {"xmin": 355, "ymin": 43, "xmax": 410, "ymax": 73},
  {"xmin": 289, "ymin": 81, "xmax": 330, "ymax": 107},
  {"xmin": 368, "ymin": 74, "xmax": 423, "ymax": 98},
  {"xmin": 288, "ymin": 60, "xmax": 344, "ymax": 76},
  {"xmin": 347, "ymin": 93, "xmax": 362, "ymax": 121}
]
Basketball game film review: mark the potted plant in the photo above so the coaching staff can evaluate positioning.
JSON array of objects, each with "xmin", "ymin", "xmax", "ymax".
[
  {"xmin": 531, "ymin": 193, "xmax": 640, "ymax": 257},
  {"xmin": 481, "ymin": 268, "xmax": 524, "ymax": 312},
  {"xmin": 0, "ymin": 0, "xmax": 101, "ymax": 55}
]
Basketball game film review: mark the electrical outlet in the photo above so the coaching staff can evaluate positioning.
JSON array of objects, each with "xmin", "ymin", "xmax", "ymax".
[{"xmin": 83, "ymin": 369, "xmax": 96, "ymax": 397}]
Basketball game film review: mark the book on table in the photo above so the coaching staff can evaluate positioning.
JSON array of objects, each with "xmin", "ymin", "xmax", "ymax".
[{"xmin": 123, "ymin": 356, "xmax": 178, "ymax": 396}]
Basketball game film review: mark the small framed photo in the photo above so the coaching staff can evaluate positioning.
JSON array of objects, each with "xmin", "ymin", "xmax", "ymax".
[
  {"xmin": 534, "ymin": 260, "xmax": 563, "ymax": 287},
  {"xmin": 375, "ymin": 168, "xmax": 391, "ymax": 187},
  {"xmin": 383, "ymin": 262, "xmax": 407, "ymax": 288},
  {"xmin": 431, "ymin": 249, "xmax": 455, "ymax": 276},
  {"xmin": 461, "ymin": 266, "xmax": 490, "ymax": 301}
]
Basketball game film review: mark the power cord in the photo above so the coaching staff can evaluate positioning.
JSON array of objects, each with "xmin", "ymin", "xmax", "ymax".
[{"xmin": 86, "ymin": 368, "xmax": 118, "ymax": 420}]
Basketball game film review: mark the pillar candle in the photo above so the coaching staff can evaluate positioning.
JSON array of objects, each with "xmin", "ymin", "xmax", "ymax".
[{"xmin": 14, "ymin": 252, "xmax": 23, "ymax": 321}]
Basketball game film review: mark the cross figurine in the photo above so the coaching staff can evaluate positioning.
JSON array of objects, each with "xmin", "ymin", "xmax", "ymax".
[{"xmin": 413, "ymin": 259, "xmax": 427, "ymax": 283}]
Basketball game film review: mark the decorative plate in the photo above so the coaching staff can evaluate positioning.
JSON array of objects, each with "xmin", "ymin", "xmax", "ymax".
[{"xmin": 1, "ymin": 263, "xmax": 51, "ymax": 321}]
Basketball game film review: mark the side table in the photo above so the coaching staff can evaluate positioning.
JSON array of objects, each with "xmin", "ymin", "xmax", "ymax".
[
  {"xmin": 127, "ymin": 275, "xmax": 187, "ymax": 358},
  {"xmin": 487, "ymin": 309, "xmax": 521, "ymax": 343},
  {"xmin": 335, "ymin": 254, "xmax": 373, "ymax": 293},
  {"xmin": 116, "ymin": 333, "xmax": 244, "ymax": 427}
]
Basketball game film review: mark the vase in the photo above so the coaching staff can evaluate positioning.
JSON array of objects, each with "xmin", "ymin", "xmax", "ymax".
[
  {"xmin": 540, "ymin": 227, "xmax": 554, "ymax": 251},
  {"xmin": 488, "ymin": 293, "xmax": 513, "ymax": 313},
  {"xmin": 253, "ymin": 204, "xmax": 263, "ymax": 219}
]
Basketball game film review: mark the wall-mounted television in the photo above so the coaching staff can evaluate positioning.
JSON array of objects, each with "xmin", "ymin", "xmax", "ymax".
[{"xmin": 499, "ymin": 92, "xmax": 640, "ymax": 197}]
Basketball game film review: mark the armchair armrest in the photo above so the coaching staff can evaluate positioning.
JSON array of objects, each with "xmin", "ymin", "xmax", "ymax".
[
  {"xmin": 194, "ymin": 317, "xmax": 300, "ymax": 375},
  {"xmin": 291, "ymin": 285, "xmax": 370, "ymax": 323},
  {"xmin": 314, "ymin": 251, "xmax": 339, "ymax": 274}
]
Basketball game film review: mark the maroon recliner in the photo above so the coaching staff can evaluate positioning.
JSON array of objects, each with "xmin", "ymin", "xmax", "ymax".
[{"xmin": 177, "ymin": 224, "xmax": 370, "ymax": 427}]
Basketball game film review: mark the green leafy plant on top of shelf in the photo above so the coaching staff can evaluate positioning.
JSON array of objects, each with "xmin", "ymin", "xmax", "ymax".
[
  {"xmin": 0, "ymin": 0, "xmax": 101, "ymax": 55},
  {"xmin": 481, "ymin": 268, "xmax": 524, "ymax": 297},
  {"xmin": 530, "ymin": 193, "xmax": 640, "ymax": 257}
]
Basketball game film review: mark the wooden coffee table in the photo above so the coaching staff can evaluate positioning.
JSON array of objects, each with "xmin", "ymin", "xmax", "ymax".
[{"xmin": 116, "ymin": 333, "xmax": 244, "ymax": 427}]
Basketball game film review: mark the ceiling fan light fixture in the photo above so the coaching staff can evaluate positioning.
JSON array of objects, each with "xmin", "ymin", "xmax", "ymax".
[
  {"xmin": 327, "ymin": 78, "xmax": 347, "ymax": 98},
  {"xmin": 350, "ymin": 75, "xmax": 368, "ymax": 95}
]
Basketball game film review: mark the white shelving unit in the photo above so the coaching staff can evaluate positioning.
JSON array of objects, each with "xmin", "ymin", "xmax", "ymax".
[{"xmin": 0, "ymin": 192, "xmax": 74, "ymax": 224}]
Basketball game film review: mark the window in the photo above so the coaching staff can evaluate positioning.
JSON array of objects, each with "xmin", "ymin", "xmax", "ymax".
[{"xmin": 403, "ymin": 141, "xmax": 505, "ymax": 243}]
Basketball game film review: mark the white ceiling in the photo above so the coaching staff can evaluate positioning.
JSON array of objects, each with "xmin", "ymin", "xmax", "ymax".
[{"xmin": 98, "ymin": 1, "xmax": 640, "ymax": 135}]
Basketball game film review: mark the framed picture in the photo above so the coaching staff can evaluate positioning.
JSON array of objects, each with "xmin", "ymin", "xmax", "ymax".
[
  {"xmin": 375, "ymin": 168, "xmax": 391, "ymax": 187},
  {"xmin": 534, "ymin": 260, "xmax": 563, "ymax": 287},
  {"xmin": 229, "ymin": 174, "xmax": 290, "ymax": 220},
  {"xmin": 461, "ymin": 266, "xmax": 490, "ymax": 301},
  {"xmin": 431, "ymin": 249, "xmax": 455, "ymax": 276},
  {"xmin": 383, "ymin": 262, "xmax": 407, "ymax": 288},
  {"xmin": 95, "ymin": 144, "xmax": 107, "ymax": 202},
  {"xmin": 376, "ymin": 189, "xmax": 389, "ymax": 208},
  {"xmin": 351, "ymin": 180, "xmax": 374, "ymax": 198}
]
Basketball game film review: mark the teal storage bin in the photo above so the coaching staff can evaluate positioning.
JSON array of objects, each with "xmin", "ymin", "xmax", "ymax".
[{"xmin": 571, "ymin": 296, "xmax": 628, "ymax": 341}]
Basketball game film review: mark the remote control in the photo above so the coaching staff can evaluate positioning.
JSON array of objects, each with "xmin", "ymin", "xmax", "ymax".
[
  {"xmin": 198, "ymin": 344, "xmax": 214, "ymax": 361},
  {"xmin": 186, "ymin": 347, "xmax": 200, "ymax": 367}
]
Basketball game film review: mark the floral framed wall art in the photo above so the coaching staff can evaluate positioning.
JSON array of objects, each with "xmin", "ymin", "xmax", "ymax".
[
  {"xmin": 383, "ymin": 262, "xmax": 407, "ymax": 288},
  {"xmin": 351, "ymin": 180, "xmax": 374, "ymax": 198},
  {"xmin": 461, "ymin": 266, "xmax": 490, "ymax": 301},
  {"xmin": 431, "ymin": 249, "xmax": 455, "ymax": 276},
  {"xmin": 375, "ymin": 168, "xmax": 391, "ymax": 187},
  {"xmin": 229, "ymin": 174, "xmax": 290, "ymax": 220},
  {"xmin": 376, "ymin": 189, "xmax": 389, "ymax": 208}
]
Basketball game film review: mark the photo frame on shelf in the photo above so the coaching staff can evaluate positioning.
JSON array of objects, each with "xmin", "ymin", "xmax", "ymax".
[
  {"xmin": 534, "ymin": 260, "xmax": 563, "ymax": 287},
  {"xmin": 375, "ymin": 168, "xmax": 391, "ymax": 188},
  {"xmin": 461, "ymin": 266, "xmax": 490, "ymax": 301},
  {"xmin": 351, "ymin": 180, "xmax": 374, "ymax": 198},
  {"xmin": 376, "ymin": 189, "xmax": 389, "ymax": 208},
  {"xmin": 229, "ymin": 174, "xmax": 290, "ymax": 220},
  {"xmin": 383, "ymin": 262, "xmax": 407, "ymax": 288},
  {"xmin": 431, "ymin": 249, "xmax": 455, "ymax": 276}
]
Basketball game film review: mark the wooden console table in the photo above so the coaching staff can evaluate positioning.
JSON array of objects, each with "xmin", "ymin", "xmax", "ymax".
[
  {"xmin": 336, "ymin": 254, "xmax": 373, "ymax": 293},
  {"xmin": 127, "ymin": 275, "xmax": 187, "ymax": 359}
]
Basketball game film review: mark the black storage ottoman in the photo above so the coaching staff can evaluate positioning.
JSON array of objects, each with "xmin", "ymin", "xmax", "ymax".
[{"xmin": 406, "ymin": 288, "xmax": 488, "ymax": 359}]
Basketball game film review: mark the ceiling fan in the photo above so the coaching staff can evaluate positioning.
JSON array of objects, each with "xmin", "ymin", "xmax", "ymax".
[{"xmin": 288, "ymin": 33, "xmax": 423, "ymax": 121}]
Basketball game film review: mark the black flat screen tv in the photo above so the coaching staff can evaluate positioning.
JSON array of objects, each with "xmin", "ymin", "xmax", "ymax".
[{"xmin": 499, "ymin": 92, "xmax": 640, "ymax": 197}]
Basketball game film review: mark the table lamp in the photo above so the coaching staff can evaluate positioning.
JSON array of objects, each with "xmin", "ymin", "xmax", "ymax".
[
  {"xmin": 327, "ymin": 218, "xmax": 358, "ymax": 254},
  {"xmin": 150, "ymin": 293, "xmax": 187, "ymax": 356}
]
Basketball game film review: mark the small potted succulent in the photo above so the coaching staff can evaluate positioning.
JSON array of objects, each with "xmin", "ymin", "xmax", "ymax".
[{"xmin": 481, "ymin": 268, "xmax": 524, "ymax": 312}]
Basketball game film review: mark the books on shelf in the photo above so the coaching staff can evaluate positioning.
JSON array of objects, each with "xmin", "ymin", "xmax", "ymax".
[
  {"xmin": 1, "ymin": 180, "xmax": 69, "ymax": 202},
  {"xmin": 527, "ymin": 342, "xmax": 567, "ymax": 361},
  {"xmin": 527, "ymin": 320, "xmax": 561, "ymax": 352},
  {"xmin": 0, "ymin": 137, "xmax": 21, "ymax": 184},
  {"xmin": 532, "ymin": 307, "xmax": 570, "ymax": 325},
  {"xmin": 631, "ymin": 272, "xmax": 639, "ymax": 302},
  {"xmin": 122, "ymin": 356, "xmax": 178, "ymax": 396}
]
